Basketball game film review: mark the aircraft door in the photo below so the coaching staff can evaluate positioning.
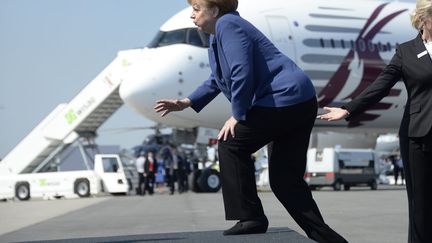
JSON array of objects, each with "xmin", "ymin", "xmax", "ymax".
[{"xmin": 266, "ymin": 16, "xmax": 297, "ymax": 62}]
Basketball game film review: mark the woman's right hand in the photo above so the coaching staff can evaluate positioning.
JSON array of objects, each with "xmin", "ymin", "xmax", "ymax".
[
  {"xmin": 154, "ymin": 98, "xmax": 191, "ymax": 117},
  {"xmin": 317, "ymin": 107, "xmax": 350, "ymax": 121}
]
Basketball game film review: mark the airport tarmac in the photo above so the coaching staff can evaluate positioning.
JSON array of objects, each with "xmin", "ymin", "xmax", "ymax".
[{"xmin": 0, "ymin": 185, "xmax": 407, "ymax": 243}]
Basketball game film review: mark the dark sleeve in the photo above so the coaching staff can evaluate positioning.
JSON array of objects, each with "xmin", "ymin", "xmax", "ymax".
[
  {"xmin": 217, "ymin": 19, "xmax": 254, "ymax": 121},
  {"xmin": 343, "ymin": 46, "xmax": 403, "ymax": 120},
  {"xmin": 187, "ymin": 73, "xmax": 221, "ymax": 113}
]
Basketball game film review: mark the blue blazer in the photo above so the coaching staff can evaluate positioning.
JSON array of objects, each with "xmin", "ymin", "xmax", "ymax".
[{"xmin": 188, "ymin": 12, "xmax": 316, "ymax": 121}]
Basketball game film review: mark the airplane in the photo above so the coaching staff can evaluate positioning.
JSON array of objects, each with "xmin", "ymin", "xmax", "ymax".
[
  {"xmin": 118, "ymin": 0, "xmax": 417, "ymax": 136},
  {"xmin": 0, "ymin": 0, "xmax": 417, "ymax": 197}
]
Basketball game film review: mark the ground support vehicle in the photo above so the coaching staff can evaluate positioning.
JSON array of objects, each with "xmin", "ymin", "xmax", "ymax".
[
  {"xmin": 305, "ymin": 147, "xmax": 379, "ymax": 191},
  {"xmin": 0, "ymin": 154, "xmax": 128, "ymax": 201}
]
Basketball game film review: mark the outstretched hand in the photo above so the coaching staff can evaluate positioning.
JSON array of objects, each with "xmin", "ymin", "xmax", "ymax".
[
  {"xmin": 154, "ymin": 98, "xmax": 191, "ymax": 117},
  {"xmin": 317, "ymin": 107, "xmax": 350, "ymax": 121}
]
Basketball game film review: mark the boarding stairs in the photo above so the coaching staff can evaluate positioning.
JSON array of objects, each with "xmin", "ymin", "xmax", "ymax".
[{"xmin": 1, "ymin": 52, "xmax": 134, "ymax": 175}]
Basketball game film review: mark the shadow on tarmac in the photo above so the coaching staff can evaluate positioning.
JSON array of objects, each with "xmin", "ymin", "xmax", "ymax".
[{"xmin": 17, "ymin": 227, "xmax": 314, "ymax": 243}]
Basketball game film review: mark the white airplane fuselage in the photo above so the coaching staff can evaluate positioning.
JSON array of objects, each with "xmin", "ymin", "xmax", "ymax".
[{"xmin": 119, "ymin": 0, "xmax": 417, "ymax": 133}]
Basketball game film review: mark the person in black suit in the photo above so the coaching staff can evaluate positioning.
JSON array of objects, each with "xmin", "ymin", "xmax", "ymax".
[
  {"xmin": 143, "ymin": 151, "xmax": 157, "ymax": 195},
  {"xmin": 319, "ymin": 1, "xmax": 432, "ymax": 242}
]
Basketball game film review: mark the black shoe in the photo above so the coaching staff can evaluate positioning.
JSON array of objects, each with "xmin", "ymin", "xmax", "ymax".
[{"xmin": 223, "ymin": 216, "xmax": 268, "ymax": 235}]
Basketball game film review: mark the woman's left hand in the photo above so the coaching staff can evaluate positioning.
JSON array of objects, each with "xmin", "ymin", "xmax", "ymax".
[{"xmin": 218, "ymin": 116, "xmax": 238, "ymax": 141}]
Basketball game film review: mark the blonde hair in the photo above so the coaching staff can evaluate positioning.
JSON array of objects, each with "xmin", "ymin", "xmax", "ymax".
[
  {"xmin": 410, "ymin": 0, "xmax": 432, "ymax": 30},
  {"xmin": 187, "ymin": 0, "xmax": 238, "ymax": 15}
]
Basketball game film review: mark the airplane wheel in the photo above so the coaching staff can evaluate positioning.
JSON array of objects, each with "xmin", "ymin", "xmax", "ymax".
[
  {"xmin": 189, "ymin": 170, "xmax": 202, "ymax": 192},
  {"xmin": 198, "ymin": 169, "xmax": 221, "ymax": 193},
  {"xmin": 344, "ymin": 184, "xmax": 351, "ymax": 191},
  {"xmin": 15, "ymin": 182, "xmax": 30, "ymax": 201},
  {"xmin": 75, "ymin": 179, "xmax": 90, "ymax": 197}
]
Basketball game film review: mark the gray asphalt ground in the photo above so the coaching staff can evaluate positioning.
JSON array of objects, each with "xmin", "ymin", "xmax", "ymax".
[{"xmin": 0, "ymin": 185, "xmax": 407, "ymax": 243}]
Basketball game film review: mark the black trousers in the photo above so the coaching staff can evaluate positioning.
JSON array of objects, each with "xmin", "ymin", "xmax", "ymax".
[
  {"xmin": 144, "ymin": 173, "xmax": 155, "ymax": 195},
  {"xmin": 218, "ymin": 98, "xmax": 347, "ymax": 243},
  {"xmin": 168, "ymin": 170, "xmax": 178, "ymax": 193},
  {"xmin": 400, "ymin": 130, "xmax": 432, "ymax": 243},
  {"xmin": 393, "ymin": 165, "xmax": 405, "ymax": 184},
  {"xmin": 136, "ymin": 173, "xmax": 145, "ymax": 195}
]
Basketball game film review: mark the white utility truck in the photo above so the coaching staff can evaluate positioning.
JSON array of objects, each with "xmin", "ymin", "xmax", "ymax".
[
  {"xmin": 0, "ymin": 51, "xmax": 135, "ymax": 200},
  {"xmin": 0, "ymin": 154, "xmax": 128, "ymax": 200},
  {"xmin": 304, "ymin": 147, "xmax": 379, "ymax": 191}
]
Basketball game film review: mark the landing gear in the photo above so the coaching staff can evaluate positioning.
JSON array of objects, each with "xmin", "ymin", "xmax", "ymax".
[{"xmin": 189, "ymin": 168, "xmax": 221, "ymax": 193}]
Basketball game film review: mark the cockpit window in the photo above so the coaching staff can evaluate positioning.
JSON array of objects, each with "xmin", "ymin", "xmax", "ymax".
[
  {"xmin": 147, "ymin": 30, "xmax": 183, "ymax": 48},
  {"xmin": 188, "ymin": 29, "xmax": 204, "ymax": 46},
  {"xmin": 147, "ymin": 28, "xmax": 210, "ymax": 48}
]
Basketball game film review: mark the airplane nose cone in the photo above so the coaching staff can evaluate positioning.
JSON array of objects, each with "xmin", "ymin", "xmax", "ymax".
[
  {"xmin": 118, "ymin": 70, "xmax": 144, "ymax": 108},
  {"xmin": 119, "ymin": 67, "xmax": 143, "ymax": 103},
  {"xmin": 118, "ymin": 44, "xmax": 217, "ymax": 128},
  {"xmin": 118, "ymin": 48, "xmax": 173, "ymax": 116},
  {"xmin": 119, "ymin": 61, "xmax": 156, "ymax": 113}
]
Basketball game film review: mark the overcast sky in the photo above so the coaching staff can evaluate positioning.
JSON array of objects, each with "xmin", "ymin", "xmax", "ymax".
[{"xmin": 0, "ymin": 0, "xmax": 190, "ymax": 158}]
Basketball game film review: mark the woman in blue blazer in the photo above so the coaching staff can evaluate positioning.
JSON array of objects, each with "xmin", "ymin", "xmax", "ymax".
[
  {"xmin": 155, "ymin": 0, "xmax": 346, "ymax": 242},
  {"xmin": 319, "ymin": 0, "xmax": 432, "ymax": 242}
]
